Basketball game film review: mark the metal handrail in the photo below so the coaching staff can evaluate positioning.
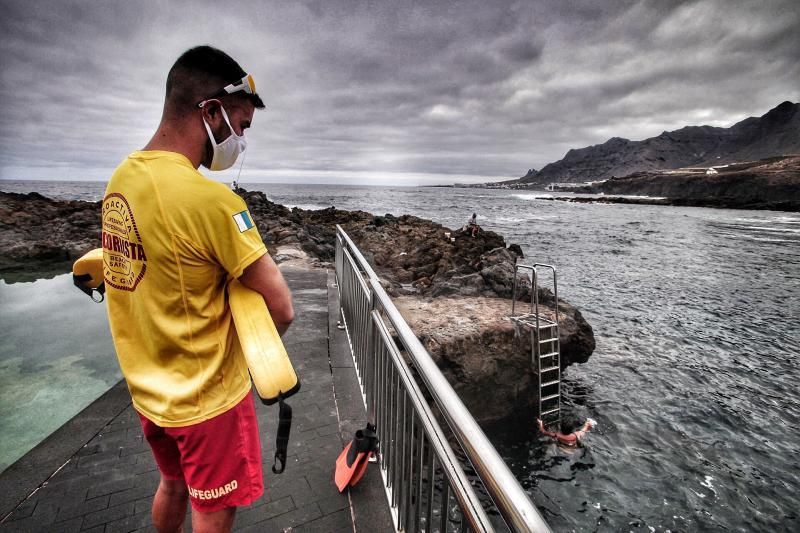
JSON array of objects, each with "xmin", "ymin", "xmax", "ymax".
[
  {"xmin": 511, "ymin": 263, "xmax": 559, "ymax": 324},
  {"xmin": 510, "ymin": 263, "xmax": 562, "ymax": 429},
  {"xmin": 335, "ymin": 225, "xmax": 551, "ymax": 533}
]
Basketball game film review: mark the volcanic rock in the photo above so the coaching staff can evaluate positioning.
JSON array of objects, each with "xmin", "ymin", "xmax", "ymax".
[
  {"xmin": 517, "ymin": 101, "xmax": 800, "ymax": 185},
  {"xmin": 0, "ymin": 192, "xmax": 102, "ymax": 274},
  {"xmin": 395, "ymin": 295, "xmax": 595, "ymax": 424}
]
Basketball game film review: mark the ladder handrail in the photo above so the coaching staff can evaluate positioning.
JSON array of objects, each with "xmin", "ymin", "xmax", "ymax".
[
  {"xmin": 510, "ymin": 263, "xmax": 562, "ymax": 429},
  {"xmin": 511, "ymin": 263, "xmax": 559, "ymax": 325}
]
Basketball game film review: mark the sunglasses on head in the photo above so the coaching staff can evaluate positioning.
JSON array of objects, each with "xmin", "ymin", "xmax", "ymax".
[{"xmin": 197, "ymin": 74, "xmax": 257, "ymax": 108}]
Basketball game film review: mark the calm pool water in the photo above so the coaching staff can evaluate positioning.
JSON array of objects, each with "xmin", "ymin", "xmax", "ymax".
[{"xmin": 0, "ymin": 271, "xmax": 119, "ymax": 472}]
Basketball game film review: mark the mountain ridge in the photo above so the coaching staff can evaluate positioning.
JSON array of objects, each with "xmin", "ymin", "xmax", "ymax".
[{"xmin": 517, "ymin": 101, "xmax": 800, "ymax": 185}]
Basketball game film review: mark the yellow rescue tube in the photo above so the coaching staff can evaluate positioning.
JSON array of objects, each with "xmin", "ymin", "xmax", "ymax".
[
  {"xmin": 73, "ymin": 248, "xmax": 105, "ymax": 301},
  {"xmin": 228, "ymin": 278, "xmax": 301, "ymax": 405},
  {"xmin": 72, "ymin": 248, "xmax": 300, "ymax": 405}
]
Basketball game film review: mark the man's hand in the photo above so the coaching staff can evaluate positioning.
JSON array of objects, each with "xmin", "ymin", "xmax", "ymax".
[
  {"xmin": 239, "ymin": 253, "xmax": 294, "ymax": 335},
  {"xmin": 537, "ymin": 418, "xmax": 557, "ymax": 439}
]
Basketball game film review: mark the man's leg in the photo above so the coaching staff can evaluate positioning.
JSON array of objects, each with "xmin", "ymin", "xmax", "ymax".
[
  {"xmin": 172, "ymin": 395, "xmax": 262, "ymax": 531},
  {"xmin": 152, "ymin": 477, "xmax": 188, "ymax": 533},
  {"xmin": 192, "ymin": 507, "xmax": 237, "ymax": 533}
]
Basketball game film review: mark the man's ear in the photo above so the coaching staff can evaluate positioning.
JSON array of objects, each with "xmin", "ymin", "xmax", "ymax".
[{"xmin": 201, "ymin": 99, "xmax": 222, "ymax": 126}]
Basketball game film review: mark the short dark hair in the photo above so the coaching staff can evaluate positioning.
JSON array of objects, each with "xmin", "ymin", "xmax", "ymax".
[
  {"xmin": 560, "ymin": 414, "xmax": 581, "ymax": 434},
  {"xmin": 165, "ymin": 45, "xmax": 265, "ymax": 114}
]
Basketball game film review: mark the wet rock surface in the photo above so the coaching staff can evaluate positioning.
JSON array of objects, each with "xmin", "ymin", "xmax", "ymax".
[
  {"xmin": 394, "ymin": 296, "xmax": 594, "ymax": 424},
  {"xmin": 0, "ymin": 191, "xmax": 102, "ymax": 274}
]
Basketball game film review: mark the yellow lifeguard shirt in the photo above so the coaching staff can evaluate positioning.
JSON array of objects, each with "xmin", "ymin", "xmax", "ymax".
[{"xmin": 102, "ymin": 150, "xmax": 267, "ymax": 427}]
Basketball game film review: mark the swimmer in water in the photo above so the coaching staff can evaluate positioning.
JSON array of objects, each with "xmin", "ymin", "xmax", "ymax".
[{"xmin": 537, "ymin": 417, "xmax": 597, "ymax": 446}]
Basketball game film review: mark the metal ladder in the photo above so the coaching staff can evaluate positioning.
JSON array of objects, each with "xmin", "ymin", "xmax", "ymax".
[{"xmin": 509, "ymin": 263, "xmax": 562, "ymax": 430}]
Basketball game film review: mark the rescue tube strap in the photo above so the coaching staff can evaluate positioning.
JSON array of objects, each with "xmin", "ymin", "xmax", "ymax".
[
  {"xmin": 272, "ymin": 398, "xmax": 292, "ymax": 474},
  {"xmin": 73, "ymin": 273, "xmax": 105, "ymax": 302}
]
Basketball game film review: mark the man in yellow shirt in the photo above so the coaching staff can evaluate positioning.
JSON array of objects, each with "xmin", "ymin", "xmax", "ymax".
[{"xmin": 102, "ymin": 46, "xmax": 293, "ymax": 533}]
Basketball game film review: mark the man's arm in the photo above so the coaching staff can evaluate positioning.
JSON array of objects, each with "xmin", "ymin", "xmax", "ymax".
[
  {"xmin": 239, "ymin": 253, "xmax": 294, "ymax": 336},
  {"xmin": 536, "ymin": 418, "xmax": 557, "ymax": 439}
]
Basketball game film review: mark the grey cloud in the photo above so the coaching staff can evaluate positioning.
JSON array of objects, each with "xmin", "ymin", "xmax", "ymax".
[
  {"xmin": 0, "ymin": 0, "xmax": 798, "ymax": 183},
  {"xmin": 499, "ymin": 35, "xmax": 545, "ymax": 64}
]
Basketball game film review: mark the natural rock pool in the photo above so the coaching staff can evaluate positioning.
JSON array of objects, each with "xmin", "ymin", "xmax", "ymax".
[{"xmin": 0, "ymin": 271, "xmax": 119, "ymax": 472}]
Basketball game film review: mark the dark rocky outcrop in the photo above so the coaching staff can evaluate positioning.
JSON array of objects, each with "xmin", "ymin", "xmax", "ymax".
[
  {"xmin": 395, "ymin": 296, "xmax": 594, "ymax": 424},
  {"xmin": 0, "ymin": 192, "xmax": 102, "ymax": 275},
  {"xmin": 574, "ymin": 156, "xmax": 800, "ymax": 211},
  {"xmin": 517, "ymin": 101, "xmax": 800, "ymax": 185},
  {"xmin": 238, "ymin": 189, "xmax": 536, "ymax": 299}
]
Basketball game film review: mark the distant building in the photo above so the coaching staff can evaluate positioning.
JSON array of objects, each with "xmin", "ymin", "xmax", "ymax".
[{"xmin": 706, "ymin": 168, "xmax": 718, "ymax": 175}]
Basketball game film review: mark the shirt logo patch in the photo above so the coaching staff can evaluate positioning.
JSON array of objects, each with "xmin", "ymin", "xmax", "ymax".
[
  {"xmin": 233, "ymin": 210, "xmax": 255, "ymax": 232},
  {"xmin": 102, "ymin": 192, "xmax": 147, "ymax": 291}
]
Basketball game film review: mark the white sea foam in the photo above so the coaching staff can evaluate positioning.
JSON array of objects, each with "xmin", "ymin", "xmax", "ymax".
[
  {"xmin": 745, "ymin": 237, "xmax": 791, "ymax": 243},
  {"xmin": 493, "ymin": 214, "xmax": 558, "ymax": 224},
  {"xmin": 700, "ymin": 475, "xmax": 717, "ymax": 497},
  {"xmin": 609, "ymin": 195, "xmax": 668, "ymax": 200},
  {"xmin": 736, "ymin": 216, "xmax": 800, "ymax": 226},
  {"xmin": 513, "ymin": 193, "xmax": 553, "ymax": 200},
  {"xmin": 285, "ymin": 203, "xmax": 329, "ymax": 211},
  {"xmin": 739, "ymin": 225, "xmax": 800, "ymax": 234}
]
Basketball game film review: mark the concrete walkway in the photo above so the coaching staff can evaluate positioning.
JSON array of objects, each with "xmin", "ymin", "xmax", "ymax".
[{"xmin": 0, "ymin": 267, "xmax": 393, "ymax": 532}]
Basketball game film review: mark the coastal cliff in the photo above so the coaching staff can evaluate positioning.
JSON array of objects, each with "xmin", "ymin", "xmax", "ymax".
[
  {"xmin": 517, "ymin": 101, "xmax": 799, "ymax": 186},
  {"xmin": 578, "ymin": 156, "xmax": 800, "ymax": 211},
  {"xmin": 0, "ymin": 189, "xmax": 596, "ymax": 422}
]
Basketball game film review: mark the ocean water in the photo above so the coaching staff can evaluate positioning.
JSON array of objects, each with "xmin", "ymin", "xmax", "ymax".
[{"xmin": 2, "ymin": 180, "xmax": 799, "ymax": 531}]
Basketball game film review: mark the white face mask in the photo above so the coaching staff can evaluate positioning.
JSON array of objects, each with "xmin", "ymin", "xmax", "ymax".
[{"xmin": 202, "ymin": 105, "xmax": 247, "ymax": 171}]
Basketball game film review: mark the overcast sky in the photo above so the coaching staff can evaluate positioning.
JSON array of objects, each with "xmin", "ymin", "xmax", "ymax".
[{"xmin": 0, "ymin": 0, "xmax": 797, "ymax": 186}]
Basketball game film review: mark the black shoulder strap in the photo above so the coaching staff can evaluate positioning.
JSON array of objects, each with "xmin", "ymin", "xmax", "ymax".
[{"xmin": 272, "ymin": 398, "xmax": 293, "ymax": 474}]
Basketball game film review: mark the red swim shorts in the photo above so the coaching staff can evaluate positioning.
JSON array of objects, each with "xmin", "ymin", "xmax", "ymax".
[{"xmin": 138, "ymin": 393, "xmax": 264, "ymax": 513}]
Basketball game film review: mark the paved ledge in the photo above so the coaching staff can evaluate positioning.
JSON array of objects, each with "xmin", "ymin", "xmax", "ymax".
[
  {"xmin": 327, "ymin": 271, "xmax": 394, "ymax": 533},
  {"xmin": 0, "ymin": 267, "xmax": 393, "ymax": 532},
  {"xmin": 0, "ymin": 379, "xmax": 132, "ymax": 521}
]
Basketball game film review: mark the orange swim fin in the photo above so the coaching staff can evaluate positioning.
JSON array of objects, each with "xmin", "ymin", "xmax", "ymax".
[
  {"xmin": 334, "ymin": 424, "xmax": 378, "ymax": 492},
  {"xmin": 349, "ymin": 451, "xmax": 372, "ymax": 487},
  {"xmin": 335, "ymin": 441, "xmax": 360, "ymax": 492}
]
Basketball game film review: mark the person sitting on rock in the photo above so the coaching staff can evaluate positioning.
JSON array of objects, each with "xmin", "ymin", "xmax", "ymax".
[
  {"xmin": 466, "ymin": 212, "xmax": 480, "ymax": 237},
  {"xmin": 537, "ymin": 417, "xmax": 596, "ymax": 446}
]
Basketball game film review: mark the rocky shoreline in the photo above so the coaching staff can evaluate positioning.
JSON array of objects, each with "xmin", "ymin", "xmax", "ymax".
[
  {"xmin": 483, "ymin": 156, "xmax": 800, "ymax": 212},
  {"xmin": 0, "ymin": 192, "xmax": 103, "ymax": 279},
  {"xmin": 570, "ymin": 156, "xmax": 800, "ymax": 212},
  {"xmin": 539, "ymin": 193, "xmax": 800, "ymax": 211},
  {"xmin": 0, "ymin": 189, "xmax": 596, "ymax": 422}
]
